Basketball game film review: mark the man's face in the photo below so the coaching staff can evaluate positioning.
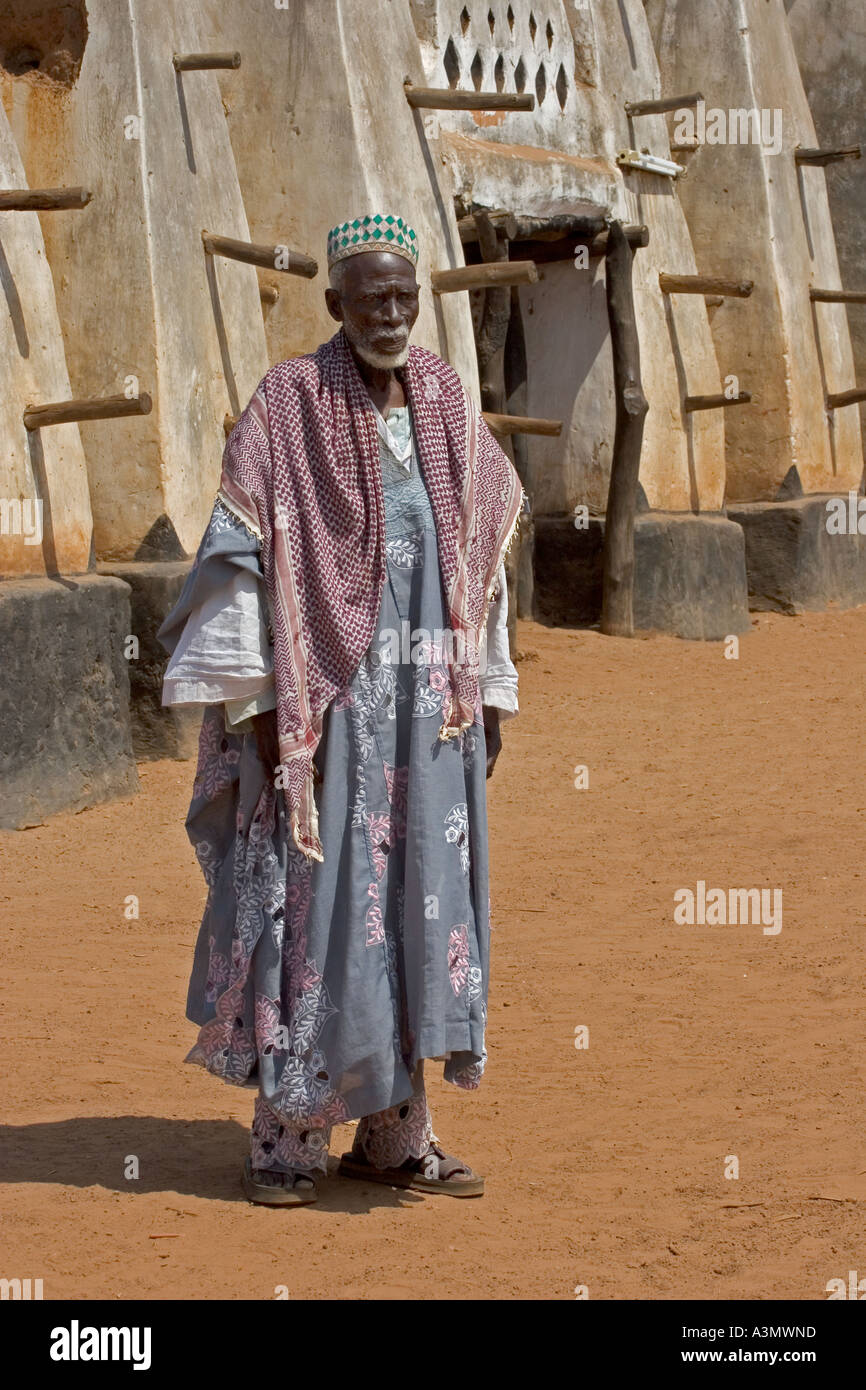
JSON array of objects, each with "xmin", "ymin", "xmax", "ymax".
[{"xmin": 325, "ymin": 252, "xmax": 420, "ymax": 368}]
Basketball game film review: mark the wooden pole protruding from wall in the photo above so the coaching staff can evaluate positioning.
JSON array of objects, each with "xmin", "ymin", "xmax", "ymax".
[
  {"xmin": 0, "ymin": 187, "xmax": 92, "ymax": 211},
  {"xmin": 173, "ymin": 52, "xmax": 241, "ymax": 71},
  {"xmin": 586, "ymin": 226, "xmax": 649, "ymax": 258},
  {"xmin": 624, "ymin": 91, "xmax": 703, "ymax": 117},
  {"xmin": 471, "ymin": 208, "xmax": 521, "ymax": 652},
  {"xmin": 472, "ymin": 209, "xmax": 512, "ymax": 419},
  {"xmin": 684, "ymin": 391, "xmax": 752, "ymax": 412},
  {"xmin": 810, "ymin": 288, "xmax": 866, "ymax": 304},
  {"xmin": 404, "ymin": 81, "xmax": 533, "ymax": 111},
  {"xmin": 827, "ymin": 387, "xmax": 866, "ymax": 409},
  {"xmin": 459, "ymin": 213, "xmax": 649, "ymax": 264},
  {"xmin": 459, "ymin": 211, "xmax": 603, "ymax": 243},
  {"xmin": 431, "ymin": 261, "xmax": 538, "ymax": 294},
  {"xmin": 202, "ymin": 231, "xmax": 318, "ymax": 278},
  {"xmin": 503, "ymin": 280, "xmax": 534, "ymax": 620},
  {"xmin": 600, "ymin": 221, "xmax": 649, "ymax": 639},
  {"xmin": 795, "ymin": 145, "xmax": 860, "ymax": 166},
  {"xmin": 457, "ymin": 211, "xmax": 648, "ymax": 249},
  {"xmin": 503, "ymin": 224, "xmax": 649, "ymax": 265},
  {"xmin": 23, "ymin": 393, "xmax": 152, "ymax": 431},
  {"xmin": 483, "ymin": 413, "xmax": 562, "ymax": 437},
  {"xmin": 259, "ymin": 285, "xmax": 280, "ymax": 305},
  {"xmin": 660, "ymin": 272, "xmax": 753, "ymax": 298},
  {"xmin": 225, "ymin": 413, "xmax": 238, "ymax": 436}
]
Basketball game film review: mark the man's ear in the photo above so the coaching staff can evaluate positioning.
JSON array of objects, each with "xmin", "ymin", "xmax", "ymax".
[{"xmin": 324, "ymin": 287, "xmax": 343, "ymax": 323}]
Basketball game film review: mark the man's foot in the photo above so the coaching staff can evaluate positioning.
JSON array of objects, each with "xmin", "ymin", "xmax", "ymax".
[
  {"xmin": 337, "ymin": 1141, "xmax": 484, "ymax": 1197},
  {"xmin": 241, "ymin": 1156, "xmax": 318, "ymax": 1206}
]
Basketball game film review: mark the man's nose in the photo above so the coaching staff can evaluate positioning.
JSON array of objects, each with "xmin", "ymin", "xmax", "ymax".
[{"xmin": 379, "ymin": 296, "xmax": 403, "ymax": 325}]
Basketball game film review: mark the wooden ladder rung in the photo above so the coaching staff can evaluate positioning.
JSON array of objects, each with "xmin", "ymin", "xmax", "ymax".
[
  {"xmin": 24, "ymin": 393, "xmax": 152, "ymax": 430},
  {"xmin": 173, "ymin": 52, "xmax": 240, "ymax": 71},
  {"xmin": 810, "ymin": 288, "xmax": 866, "ymax": 304},
  {"xmin": 431, "ymin": 262, "xmax": 537, "ymax": 294},
  {"xmin": 660, "ymin": 272, "xmax": 753, "ymax": 298},
  {"xmin": 404, "ymin": 82, "xmax": 533, "ymax": 112},
  {"xmin": 684, "ymin": 392, "xmax": 751, "ymax": 412},
  {"xmin": 0, "ymin": 187, "xmax": 92, "ymax": 211},
  {"xmin": 624, "ymin": 91, "xmax": 703, "ymax": 117},
  {"xmin": 483, "ymin": 412, "xmax": 562, "ymax": 437},
  {"xmin": 202, "ymin": 231, "xmax": 317, "ymax": 278},
  {"xmin": 827, "ymin": 387, "xmax": 866, "ymax": 409},
  {"xmin": 795, "ymin": 145, "xmax": 861, "ymax": 166}
]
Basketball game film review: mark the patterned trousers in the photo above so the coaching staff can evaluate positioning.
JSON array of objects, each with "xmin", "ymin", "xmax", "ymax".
[{"xmin": 250, "ymin": 1061, "xmax": 437, "ymax": 1176}]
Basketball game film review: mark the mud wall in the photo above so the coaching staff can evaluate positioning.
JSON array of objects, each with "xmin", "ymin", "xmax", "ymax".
[
  {"xmin": 785, "ymin": 0, "xmax": 866, "ymax": 465},
  {"xmin": 646, "ymin": 0, "xmax": 862, "ymax": 502},
  {"xmin": 2, "ymin": 0, "xmax": 268, "ymax": 563},
  {"xmin": 0, "ymin": 100, "xmax": 91, "ymax": 578}
]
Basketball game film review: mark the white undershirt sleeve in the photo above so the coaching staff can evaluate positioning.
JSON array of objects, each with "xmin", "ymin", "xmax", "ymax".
[
  {"xmin": 161, "ymin": 568, "xmax": 275, "ymax": 707},
  {"xmin": 478, "ymin": 560, "xmax": 519, "ymax": 719}
]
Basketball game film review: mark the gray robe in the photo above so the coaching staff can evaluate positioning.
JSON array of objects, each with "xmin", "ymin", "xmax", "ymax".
[{"xmin": 159, "ymin": 406, "xmax": 504, "ymax": 1148}]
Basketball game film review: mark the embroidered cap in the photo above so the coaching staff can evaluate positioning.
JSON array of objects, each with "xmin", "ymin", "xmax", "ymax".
[{"xmin": 327, "ymin": 213, "xmax": 419, "ymax": 270}]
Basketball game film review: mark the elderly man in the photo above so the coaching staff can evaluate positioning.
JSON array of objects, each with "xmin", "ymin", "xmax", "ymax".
[{"xmin": 158, "ymin": 213, "xmax": 524, "ymax": 1206}]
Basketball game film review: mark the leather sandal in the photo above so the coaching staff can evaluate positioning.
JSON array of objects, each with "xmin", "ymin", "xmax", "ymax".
[
  {"xmin": 241, "ymin": 1156, "xmax": 318, "ymax": 1206},
  {"xmin": 337, "ymin": 1141, "xmax": 484, "ymax": 1197}
]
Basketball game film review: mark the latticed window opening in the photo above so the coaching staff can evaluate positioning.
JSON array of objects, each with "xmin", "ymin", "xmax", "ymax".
[{"xmin": 431, "ymin": 1, "xmax": 572, "ymax": 112}]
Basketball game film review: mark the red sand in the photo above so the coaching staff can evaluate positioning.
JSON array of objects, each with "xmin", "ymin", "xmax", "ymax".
[{"xmin": 2, "ymin": 609, "xmax": 865, "ymax": 1299}]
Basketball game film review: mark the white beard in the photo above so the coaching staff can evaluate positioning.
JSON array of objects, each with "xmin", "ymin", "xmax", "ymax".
[{"xmin": 352, "ymin": 340, "xmax": 410, "ymax": 370}]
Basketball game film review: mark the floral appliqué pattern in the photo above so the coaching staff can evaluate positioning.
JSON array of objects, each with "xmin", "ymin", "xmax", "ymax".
[
  {"xmin": 448, "ymin": 924, "xmax": 470, "ymax": 996},
  {"xmin": 444, "ymin": 801, "xmax": 470, "ymax": 874},
  {"xmin": 193, "ymin": 709, "xmax": 241, "ymax": 802}
]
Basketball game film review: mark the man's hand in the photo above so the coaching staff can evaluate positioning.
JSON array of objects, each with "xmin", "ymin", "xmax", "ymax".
[
  {"xmin": 251, "ymin": 709, "xmax": 322, "ymax": 785},
  {"xmin": 252, "ymin": 709, "xmax": 280, "ymax": 777},
  {"xmin": 482, "ymin": 705, "xmax": 502, "ymax": 779}
]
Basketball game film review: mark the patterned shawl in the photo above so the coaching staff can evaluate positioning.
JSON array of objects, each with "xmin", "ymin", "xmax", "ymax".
[{"xmin": 218, "ymin": 327, "xmax": 524, "ymax": 862}]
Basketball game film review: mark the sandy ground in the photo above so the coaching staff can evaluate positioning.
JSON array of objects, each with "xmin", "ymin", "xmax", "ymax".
[{"xmin": 2, "ymin": 608, "xmax": 865, "ymax": 1301}]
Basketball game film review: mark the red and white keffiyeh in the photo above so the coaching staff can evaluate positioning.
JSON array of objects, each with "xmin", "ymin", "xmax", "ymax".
[{"xmin": 218, "ymin": 327, "xmax": 524, "ymax": 862}]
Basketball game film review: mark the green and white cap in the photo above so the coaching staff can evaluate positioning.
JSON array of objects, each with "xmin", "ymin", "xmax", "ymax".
[{"xmin": 327, "ymin": 213, "xmax": 419, "ymax": 270}]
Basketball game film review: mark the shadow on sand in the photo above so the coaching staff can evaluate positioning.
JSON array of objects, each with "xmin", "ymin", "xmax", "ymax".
[{"xmin": 0, "ymin": 1115, "xmax": 425, "ymax": 1212}]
